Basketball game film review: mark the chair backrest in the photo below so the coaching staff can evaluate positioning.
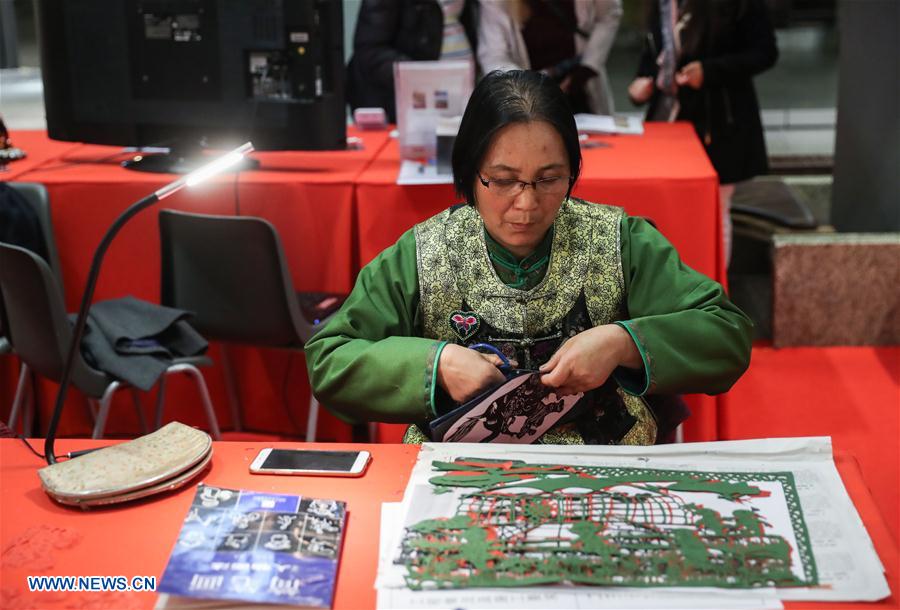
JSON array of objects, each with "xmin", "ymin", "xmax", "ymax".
[
  {"xmin": 1, "ymin": 182, "xmax": 64, "ymax": 347},
  {"xmin": 0, "ymin": 295, "xmax": 10, "ymax": 355},
  {"xmin": 159, "ymin": 210, "xmax": 310, "ymax": 347},
  {"xmin": 0, "ymin": 242, "xmax": 109, "ymax": 398},
  {"xmin": 5, "ymin": 182, "xmax": 65, "ymax": 292}
]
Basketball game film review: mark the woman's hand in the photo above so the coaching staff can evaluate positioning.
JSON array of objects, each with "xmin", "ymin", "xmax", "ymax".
[
  {"xmin": 675, "ymin": 61, "xmax": 704, "ymax": 89},
  {"xmin": 628, "ymin": 77, "xmax": 655, "ymax": 104},
  {"xmin": 437, "ymin": 344, "xmax": 508, "ymax": 403},
  {"xmin": 539, "ymin": 325, "xmax": 641, "ymax": 397}
]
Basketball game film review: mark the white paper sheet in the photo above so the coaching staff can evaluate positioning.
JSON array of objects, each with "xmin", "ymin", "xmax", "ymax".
[
  {"xmin": 574, "ymin": 113, "xmax": 644, "ymax": 135},
  {"xmin": 376, "ymin": 438, "xmax": 889, "ymax": 608}
]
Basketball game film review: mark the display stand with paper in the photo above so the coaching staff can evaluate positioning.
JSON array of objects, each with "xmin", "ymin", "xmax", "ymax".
[{"xmin": 393, "ymin": 60, "xmax": 473, "ymax": 184}]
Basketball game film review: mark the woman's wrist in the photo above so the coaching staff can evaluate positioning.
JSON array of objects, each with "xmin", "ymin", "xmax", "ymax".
[
  {"xmin": 436, "ymin": 343, "xmax": 460, "ymax": 390},
  {"xmin": 611, "ymin": 324, "xmax": 642, "ymax": 369}
]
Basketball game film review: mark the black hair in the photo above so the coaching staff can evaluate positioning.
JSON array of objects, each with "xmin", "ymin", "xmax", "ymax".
[{"xmin": 451, "ymin": 70, "xmax": 582, "ymax": 204}]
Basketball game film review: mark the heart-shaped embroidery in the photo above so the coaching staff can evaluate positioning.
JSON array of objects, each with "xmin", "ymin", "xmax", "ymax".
[{"xmin": 448, "ymin": 310, "xmax": 481, "ymax": 341}]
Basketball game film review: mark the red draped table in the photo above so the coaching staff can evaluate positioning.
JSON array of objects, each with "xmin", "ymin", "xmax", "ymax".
[
  {"xmin": 0, "ymin": 131, "xmax": 82, "ymax": 180},
  {"xmin": 0, "ymin": 439, "xmax": 895, "ymax": 609},
  {"xmin": 2, "ymin": 124, "xmax": 727, "ymax": 443},
  {"xmin": 1, "ymin": 130, "xmax": 391, "ymax": 440},
  {"xmin": 719, "ymin": 345, "xmax": 900, "ymax": 544}
]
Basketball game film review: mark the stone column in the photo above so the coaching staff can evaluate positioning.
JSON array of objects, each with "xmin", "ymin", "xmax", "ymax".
[{"xmin": 831, "ymin": 0, "xmax": 900, "ymax": 231}]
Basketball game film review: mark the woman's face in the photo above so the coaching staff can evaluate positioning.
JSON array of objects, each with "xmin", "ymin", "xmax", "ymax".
[{"xmin": 474, "ymin": 120, "xmax": 570, "ymax": 259}]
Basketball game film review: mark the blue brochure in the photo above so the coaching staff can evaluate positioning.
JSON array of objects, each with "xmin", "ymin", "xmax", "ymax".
[{"xmin": 159, "ymin": 484, "xmax": 346, "ymax": 608}]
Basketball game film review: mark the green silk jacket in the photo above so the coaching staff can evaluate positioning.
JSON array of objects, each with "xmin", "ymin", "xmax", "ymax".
[{"xmin": 305, "ymin": 200, "xmax": 752, "ymax": 436}]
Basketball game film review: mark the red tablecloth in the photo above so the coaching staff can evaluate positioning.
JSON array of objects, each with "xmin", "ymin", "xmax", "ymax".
[
  {"xmin": 355, "ymin": 122, "xmax": 724, "ymax": 282},
  {"xmin": 355, "ymin": 123, "xmax": 725, "ymax": 443},
  {"xmin": 0, "ymin": 439, "xmax": 896, "ymax": 609},
  {"xmin": 1, "ymin": 130, "xmax": 391, "ymax": 439},
  {"xmin": 1, "ymin": 125, "xmax": 726, "ymax": 442},
  {"xmin": 12, "ymin": 131, "xmax": 391, "ymax": 304},
  {"xmin": 0, "ymin": 131, "xmax": 82, "ymax": 180},
  {"xmin": 719, "ymin": 345, "xmax": 900, "ymax": 544}
]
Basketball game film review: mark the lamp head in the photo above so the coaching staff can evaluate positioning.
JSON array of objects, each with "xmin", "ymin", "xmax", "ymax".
[{"xmin": 156, "ymin": 142, "xmax": 255, "ymax": 200}]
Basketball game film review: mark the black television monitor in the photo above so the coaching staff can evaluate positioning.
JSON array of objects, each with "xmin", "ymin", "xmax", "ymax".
[{"xmin": 35, "ymin": 0, "xmax": 346, "ymax": 172}]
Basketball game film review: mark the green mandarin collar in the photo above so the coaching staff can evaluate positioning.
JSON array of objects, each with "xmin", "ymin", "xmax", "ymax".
[{"xmin": 484, "ymin": 227, "xmax": 554, "ymax": 290}]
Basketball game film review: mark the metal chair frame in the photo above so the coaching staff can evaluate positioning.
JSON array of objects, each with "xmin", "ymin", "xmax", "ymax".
[{"xmin": 0, "ymin": 241, "xmax": 221, "ymax": 439}]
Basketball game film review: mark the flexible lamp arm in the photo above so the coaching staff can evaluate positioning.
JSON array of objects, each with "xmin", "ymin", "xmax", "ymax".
[{"xmin": 44, "ymin": 142, "xmax": 254, "ymax": 464}]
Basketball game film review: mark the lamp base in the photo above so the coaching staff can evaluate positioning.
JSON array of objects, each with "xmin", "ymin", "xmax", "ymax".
[{"xmin": 122, "ymin": 150, "xmax": 259, "ymax": 174}]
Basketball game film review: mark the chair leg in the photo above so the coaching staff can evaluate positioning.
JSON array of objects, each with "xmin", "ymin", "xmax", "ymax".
[
  {"xmin": 154, "ymin": 375, "xmax": 168, "ymax": 431},
  {"xmin": 130, "ymin": 388, "xmax": 148, "ymax": 434},
  {"xmin": 306, "ymin": 394, "xmax": 319, "ymax": 443},
  {"xmin": 8, "ymin": 362, "xmax": 30, "ymax": 432},
  {"xmin": 220, "ymin": 346, "xmax": 243, "ymax": 432},
  {"xmin": 22, "ymin": 372, "xmax": 35, "ymax": 437},
  {"xmin": 86, "ymin": 397, "xmax": 99, "ymax": 422},
  {"xmin": 170, "ymin": 363, "xmax": 221, "ymax": 440},
  {"xmin": 92, "ymin": 381, "xmax": 122, "ymax": 439}
]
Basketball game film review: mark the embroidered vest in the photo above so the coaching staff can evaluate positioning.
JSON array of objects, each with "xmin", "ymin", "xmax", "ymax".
[{"xmin": 408, "ymin": 198, "xmax": 657, "ymax": 445}]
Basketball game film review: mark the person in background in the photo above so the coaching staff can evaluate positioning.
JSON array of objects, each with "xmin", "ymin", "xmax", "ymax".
[
  {"xmin": 306, "ymin": 70, "xmax": 753, "ymax": 446},
  {"xmin": 346, "ymin": 0, "xmax": 479, "ymax": 123},
  {"xmin": 628, "ymin": 0, "xmax": 777, "ymax": 266},
  {"xmin": 478, "ymin": 0, "xmax": 622, "ymax": 115}
]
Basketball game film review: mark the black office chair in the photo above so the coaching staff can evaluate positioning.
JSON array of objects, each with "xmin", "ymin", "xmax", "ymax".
[
  {"xmin": 0, "ymin": 296, "xmax": 27, "ymax": 431},
  {"xmin": 0, "ymin": 242, "xmax": 221, "ymax": 439},
  {"xmin": 2, "ymin": 182, "xmax": 65, "ymax": 435},
  {"xmin": 158, "ymin": 210, "xmax": 346, "ymax": 441}
]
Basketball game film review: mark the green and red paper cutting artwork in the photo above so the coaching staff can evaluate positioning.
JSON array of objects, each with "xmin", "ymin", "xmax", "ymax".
[{"xmin": 399, "ymin": 458, "xmax": 818, "ymax": 590}]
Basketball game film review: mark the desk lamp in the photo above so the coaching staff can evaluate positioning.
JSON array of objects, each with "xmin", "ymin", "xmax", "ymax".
[{"xmin": 43, "ymin": 142, "xmax": 254, "ymax": 466}]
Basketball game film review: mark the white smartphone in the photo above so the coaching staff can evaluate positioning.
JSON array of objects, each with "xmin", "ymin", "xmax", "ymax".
[{"xmin": 249, "ymin": 448, "xmax": 371, "ymax": 477}]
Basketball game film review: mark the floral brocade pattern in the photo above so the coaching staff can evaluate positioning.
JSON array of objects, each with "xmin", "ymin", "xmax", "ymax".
[
  {"xmin": 415, "ymin": 199, "xmax": 627, "ymax": 339},
  {"xmin": 413, "ymin": 199, "xmax": 657, "ymax": 445}
]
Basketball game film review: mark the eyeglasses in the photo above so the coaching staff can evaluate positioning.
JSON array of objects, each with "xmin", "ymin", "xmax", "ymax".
[{"xmin": 477, "ymin": 173, "xmax": 573, "ymax": 198}]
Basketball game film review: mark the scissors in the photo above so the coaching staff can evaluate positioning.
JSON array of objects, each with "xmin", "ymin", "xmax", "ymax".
[{"xmin": 467, "ymin": 343, "xmax": 514, "ymax": 375}]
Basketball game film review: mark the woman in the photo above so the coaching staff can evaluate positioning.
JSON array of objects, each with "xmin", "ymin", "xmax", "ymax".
[
  {"xmin": 628, "ymin": 0, "xmax": 778, "ymax": 263},
  {"xmin": 478, "ymin": 0, "xmax": 622, "ymax": 115},
  {"xmin": 306, "ymin": 70, "xmax": 752, "ymax": 445}
]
